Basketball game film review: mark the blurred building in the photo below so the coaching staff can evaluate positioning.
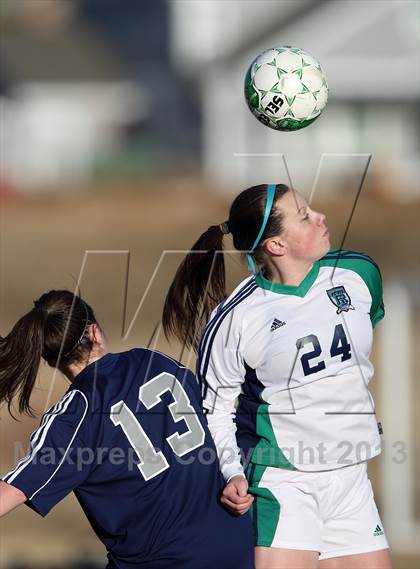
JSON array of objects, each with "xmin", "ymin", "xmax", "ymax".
[
  {"xmin": 0, "ymin": 1, "xmax": 147, "ymax": 189},
  {"xmin": 1, "ymin": 0, "xmax": 418, "ymax": 196},
  {"xmin": 171, "ymin": 0, "xmax": 419, "ymax": 200},
  {"xmin": 0, "ymin": 0, "xmax": 200, "ymax": 190}
]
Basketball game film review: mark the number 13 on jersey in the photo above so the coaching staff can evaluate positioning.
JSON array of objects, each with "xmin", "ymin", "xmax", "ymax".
[{"xmin": 110, "ymin": 372, "xmax": 206, "ymax": 481}]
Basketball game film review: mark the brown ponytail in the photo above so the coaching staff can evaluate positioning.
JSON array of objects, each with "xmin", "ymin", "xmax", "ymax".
[
  {"xmin": 0, "ymin": 310, "xmax": 45, "ymax": 416},
  {"xmin": 162, "ymin": 183, "xmax": 290, "ymax": 351},
  {"xmin": 162, "ymin": 224, "xmax": 226, "ymax": 352},
  {"xmin": 0, "ymin": 291, "xmax": 97, "ymax": 417}
]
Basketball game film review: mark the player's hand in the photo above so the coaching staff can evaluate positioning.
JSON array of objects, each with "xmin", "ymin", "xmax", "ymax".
[{"xmin": 220, "ymin": 474, "xmax": 254, "ymax": 515}]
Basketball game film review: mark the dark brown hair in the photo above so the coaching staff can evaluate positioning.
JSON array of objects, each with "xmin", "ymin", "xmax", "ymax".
[
  {"xmin": 0, "ymin": 290, "xmax": 97, "ymax": 417},
  {"xmin": 162, "ymin": 183, "xmax": 290, "ymax": 350}
]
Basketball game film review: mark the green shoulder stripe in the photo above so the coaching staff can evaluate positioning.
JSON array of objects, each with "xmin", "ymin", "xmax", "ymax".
[
  {"xmin": 320, "ymin": 250, "xmax": 384, "ymax": 326},
  {"xmin": 324, "ymin": 249, "xmax": 380, "ymax": 270}
]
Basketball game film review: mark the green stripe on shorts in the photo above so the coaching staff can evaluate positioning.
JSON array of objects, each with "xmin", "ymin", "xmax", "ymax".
[{"xmin": 247, "ymin": 463, "xmax": 281, "ymax": 547}]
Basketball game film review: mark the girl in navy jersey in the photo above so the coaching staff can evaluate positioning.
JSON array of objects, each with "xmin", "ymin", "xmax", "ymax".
[
  {"xmin": 163, "ymin": 184, "xmax": 392, "ymax": 569},
  {"xmin": 0, "ymin": 290, "xmax": 254, "ymax": 569}
]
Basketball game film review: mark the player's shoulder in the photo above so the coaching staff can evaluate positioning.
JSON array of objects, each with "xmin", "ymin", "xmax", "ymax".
[
  {"xmin": 72, "ymin": 349, "xmax": 192, "ymax": 398},
  {"xmin": 210, "ymin": 275, "xmax": 258, "ymax": 322},
  {"xmin": 319, "ymin": 248, "xmax": 382, "ymax": 276},
  {"xmin": 123, "ymin": 347, "xmax": 193, "ymax": 380},
  {"xmin": 319, "ymin": 250, "xmax": 385, "ymax": 326},
  {"xmin": 198, "ymin": 277, "xmax": 258, "ymax": 358},
  {"xmin": 42, "ymin": 388, "xmax": 89, "ymax": 428},
  {"xmin": 125, "ymin": 346, "xmax": 182, "ymax": 367}
]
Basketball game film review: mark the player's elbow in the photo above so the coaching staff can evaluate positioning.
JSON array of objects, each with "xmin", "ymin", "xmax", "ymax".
[{"xmin": 0, "ymin": 480, "xmax": 27, "ymax": 516}]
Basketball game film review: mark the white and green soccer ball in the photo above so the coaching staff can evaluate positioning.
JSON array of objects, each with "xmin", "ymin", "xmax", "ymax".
[{"xmin": 244, "ymin": 46, "xmax": 328, "ymax": 131}]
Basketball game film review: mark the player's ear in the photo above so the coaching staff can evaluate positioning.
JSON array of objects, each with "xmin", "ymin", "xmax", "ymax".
[
  {"xmin": 264, "ymin": 236, "xmax": 286, "ymax": 257},
  {"xmin": 89, "ymin": 323, "xmax": 104, "ymax": 347}
]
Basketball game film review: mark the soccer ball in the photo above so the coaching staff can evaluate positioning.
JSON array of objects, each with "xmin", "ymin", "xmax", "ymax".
[{"xmin": 244, "ymin": 46, "xmax": 328, "ymax": 131}]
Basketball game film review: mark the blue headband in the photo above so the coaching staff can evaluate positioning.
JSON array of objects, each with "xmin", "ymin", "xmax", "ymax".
[{"xmin": 247, "ymin": 183, "xmax": 277, "ymax": 273}]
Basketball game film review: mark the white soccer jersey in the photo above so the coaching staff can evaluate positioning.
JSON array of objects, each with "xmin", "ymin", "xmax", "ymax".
[{"xmin": 198, "ymin": 249, "xmax": 384, "ymax": 481}]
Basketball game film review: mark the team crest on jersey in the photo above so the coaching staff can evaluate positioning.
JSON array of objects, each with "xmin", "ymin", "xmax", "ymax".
[{"xmin": 326, "ymin": 286, "xmax": 355, "ymax": 314}]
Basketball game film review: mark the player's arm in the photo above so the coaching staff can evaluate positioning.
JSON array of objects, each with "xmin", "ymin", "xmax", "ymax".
[
  {"xmin": 350, "ymin": 251, "xmax": 385, "ymax": 327},
  {"xmin": 1, "ymin": 389, "xmax": 91, "ymax": 517},
  {"xmin": 0, "ymin": 480, "xmax": 27, "ymax": 516},
  {"xmin": 368, "ymin": 259, "xmax": 384, "ymax": 328},
  {"xmin": 198, "ymin": 308, "xmax": 253, "ymax": 514}
]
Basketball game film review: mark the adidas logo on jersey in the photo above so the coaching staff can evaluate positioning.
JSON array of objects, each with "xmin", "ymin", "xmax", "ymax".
[
  {"xmin": 373, "ymin": 525, "xmax": 384, "ymax": 536},
  {"xmin": 270, "ymin": 318, "xmax": 286, "ymax": 332}
]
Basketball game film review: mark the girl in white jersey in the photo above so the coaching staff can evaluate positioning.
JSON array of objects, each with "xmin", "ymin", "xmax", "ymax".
[{"xmin": 163, "ymin": 184, "xmax": 392, "ymax": 569}]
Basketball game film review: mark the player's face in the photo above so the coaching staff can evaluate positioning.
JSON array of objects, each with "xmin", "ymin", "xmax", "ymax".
[{"xmin": 276, "ymin": 189, "xmax": 330, "ymax": 261}]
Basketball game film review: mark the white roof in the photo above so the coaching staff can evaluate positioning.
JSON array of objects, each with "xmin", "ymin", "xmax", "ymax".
[{"xmin": 172, "ymin": 0, "xmax": 419, "ymax": 100}]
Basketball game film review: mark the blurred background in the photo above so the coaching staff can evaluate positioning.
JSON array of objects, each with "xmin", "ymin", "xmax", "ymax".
[{"xmin": 0, "ymin": 0, "xmax": 418, "ymax": 567}]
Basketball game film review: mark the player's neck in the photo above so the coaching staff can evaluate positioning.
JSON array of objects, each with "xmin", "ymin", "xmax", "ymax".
[
  {"xmin": 65, "ymin": 348, "xmax": 109, "ymax": 382},
  {"xmin": 265, "ymin": 258, "xmax": 314, "ymax": 287}
]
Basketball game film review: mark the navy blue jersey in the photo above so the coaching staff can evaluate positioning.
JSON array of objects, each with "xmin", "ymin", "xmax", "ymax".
[{"xmin": 3, "ymin": 349, "xmax": 254, "ymax": 569}]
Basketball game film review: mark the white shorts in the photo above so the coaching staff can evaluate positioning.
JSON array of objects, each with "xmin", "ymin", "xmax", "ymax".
[{"xmin": 246, "ymin": 461, "xmax": 389, "ymax": 560}]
